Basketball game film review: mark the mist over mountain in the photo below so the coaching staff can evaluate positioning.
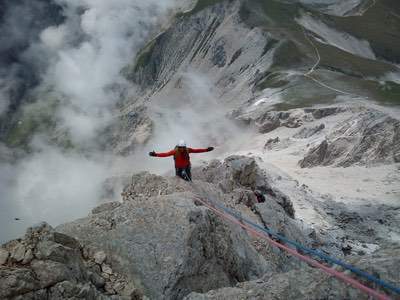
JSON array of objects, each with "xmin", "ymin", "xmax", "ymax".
[
  {"xmin": 0, "ymin": 0, "xmax": 186, "ymax": 242},
  {"xmin": 0, "ymin": 0, "xmax": 399, "ymax": 299}
]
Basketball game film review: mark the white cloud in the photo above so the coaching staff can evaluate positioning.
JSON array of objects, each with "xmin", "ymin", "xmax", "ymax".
[
  {"xmin": 0, "ymin": 0, "xmax": 186, "ymax": 242},
  {"xmin": 40, "ymin": 25, "xmax": 69, "ymax": 50}
]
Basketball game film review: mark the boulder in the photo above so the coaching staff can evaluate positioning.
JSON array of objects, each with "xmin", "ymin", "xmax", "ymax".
[{"xmin": 0, "ymin": 222, "xmax": 132, "ymax": 299}]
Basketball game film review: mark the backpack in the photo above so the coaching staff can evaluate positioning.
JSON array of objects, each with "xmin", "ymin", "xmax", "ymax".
[{"xmin": 174, "ymin": 146, "xmax": 189, "ymax": 163}]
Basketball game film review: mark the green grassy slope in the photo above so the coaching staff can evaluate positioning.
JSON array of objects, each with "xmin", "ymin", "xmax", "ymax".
[{"xmin": 327, "ymin": 0, "xmax": 400, "ymax": 63}]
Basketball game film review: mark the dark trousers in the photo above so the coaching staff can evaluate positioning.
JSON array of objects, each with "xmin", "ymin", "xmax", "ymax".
[{"xmin": 175, "ymin": 166, "xmax": 192, "ymax": 181}]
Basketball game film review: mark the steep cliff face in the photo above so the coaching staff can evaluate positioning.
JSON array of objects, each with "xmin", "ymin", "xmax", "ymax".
[
  {"xmin": 124, "ymin": 0, "xmax": 400, "ymax": 108},
  {"xmin": 113, "ymin": 0, "xmax": 400, "ymax": 153}
]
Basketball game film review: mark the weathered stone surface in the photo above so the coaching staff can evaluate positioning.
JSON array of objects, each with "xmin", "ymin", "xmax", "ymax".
[
  {"xmin": 212, "ymin": 38, "xmax": 227, "ymax": 67},
  {"xmin": 50, "ymin": 231, "xmax": 81, "ymax": 249},
  {"xmin": 88, "ymin": 270, "xmax": 106, "ymax": 288},
  {"xmin": 102, "ymin": 263, "xmax": 113, "ymax": 275},
  {"xmin": 31, "ymin": 260, "xmax": 73, "ymax": 288},
  {"xmin": 0, "ymin": 248, "xmax": 9, "ymax": 265},
  {"xmin": 294, "ymin": 123, "xmax": 325, "ymax": 139},
  {"xmin": 185, "ymin": 246, "xmax": 400, "ymax": 300},
  {"xmin": 264, "ymin": 137, "xmax": 280, "ymax": 149},
  {"xmin": 258, "ymin": 118, "xmax": 281, "ymax": 133},
  {"xmin": 300, "ymin": 110, "xmax": 400, "ymax": 167},
  {"xmin": 92, "ymin": 202, "xmax": 122, "ymax": 215},
  {"xmin": 236, "ymin": 106, "xmax": 344, "ymax": 136},
  {"xmin": 299, "ymin": 139, "xmax": 329, "ymax": 168},
  {"xmin": 254, "ymin": 201, "xmax": 310, "ymax": 248},
  {"xmin": 10, "ymin": 243, "xmax": 26, "ymax": 262},
  {"xmin": 59, "ymin": 190, "xmax": 271, "ymax": 299},
  {"xmin": 192, "ymin": 156, "xmax": 265, "ymax": 192},
  {"xmin": 57, "ymin": 156, "xmax": 312, "ymax": 299},
  {"xmin": 0, "ymin": 223, "xmax": 132, "ymax": 299},
  {"xmin": 2, "ymin": 154, "xmax": 398, "ymax": 299},
  {"xmin": 0, "ymin": 268, "xmax": 40, "ymax": 298},
  {"xmin": 94, "ymin": 250, "xmax": 107, "ymax": 265},
  {"xmin": 193, "ymin": 156, "xmax": 294, "ymax": 217},
  {"xmin": 21, "ymin": 248, "xmax": 33, "ymax": 265},
  {"xmin": 305, "ymin": 107, "xmax": 346, "ymax": 119}
]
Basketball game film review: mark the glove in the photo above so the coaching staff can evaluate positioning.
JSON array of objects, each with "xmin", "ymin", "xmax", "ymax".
[
  {"xmin": 149, "ymin": 151, "xmax": 156, "ymax": 157},
  {"xmin": 207, "ymin": 147, "xmax": 214, "ymax": 152}
]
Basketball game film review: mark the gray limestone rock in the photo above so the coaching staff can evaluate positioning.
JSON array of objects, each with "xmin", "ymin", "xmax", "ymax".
[
  {"xmin": 264, "ymin": 137, "xmax": 280, "ymax": 150},
  {"xmin": 0, "ymin": 248, "xmax": 9, "ymax": 265},
  {"xmin": 0, "ymin": 268, "xmax": 40, "ymax": 299},
  {"xmin": 300, "ymin": 110, "xmax": 400, "ymax": 167},
  {"xmin": 299, "ymin": 139, "xmax": 329, "ymax": 168},
  {"xmin": 94, "ymin": 250, "xmax": 107, "ymax": 265},
  {"xmin": 294, "ymin": 123, "xmax": 325, "ymax": 139},
  {"xmin": 10, "ymin": 243, "xmax": 26, "ymax": 263},
  {"xmin": 58, "ymin": 190, "xmax": 271, "ymax": 299},
  {"xmin": 0, "ymin": 223, "xmax": 132, "ymax": 299},
  {"xmin": 185, "ymin": 246, "xmax": 400, "ymax": 300}
]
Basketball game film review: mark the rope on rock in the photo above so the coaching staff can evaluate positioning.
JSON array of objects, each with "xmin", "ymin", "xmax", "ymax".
[
  {"xmin": 193, "ymin": 196, "xmax": 397, "ymax": 300},
  {"xmin": 212, "ymin": 199, "xmax": 400, "ymax": 295}
]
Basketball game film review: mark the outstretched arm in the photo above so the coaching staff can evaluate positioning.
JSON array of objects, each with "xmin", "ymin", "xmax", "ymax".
[
  {"xmin": 149, "ymin": 149, "xmax": 176, "ymax": 157},
  {"xmin": 188, "ymin": 147, "xmax": 214, "ymax": 153}
]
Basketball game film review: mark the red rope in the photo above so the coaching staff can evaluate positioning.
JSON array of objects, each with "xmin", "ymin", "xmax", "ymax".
[{"xmin": 194, "ymin": 197, "xmax": 391, "ymax": 300}]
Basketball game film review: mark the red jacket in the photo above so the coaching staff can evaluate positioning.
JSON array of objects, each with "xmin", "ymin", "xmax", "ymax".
[{"xmin": 155, "ymin": 147, "xmax": 209, "ymax": 168}]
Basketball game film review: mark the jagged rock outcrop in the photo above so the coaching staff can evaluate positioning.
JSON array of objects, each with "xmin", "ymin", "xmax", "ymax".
[
  {"xmin": 300, "ymin": 109, "xmax": 400, "ymax": 167},
  {"xmin": 192, "ymin": 156, "xmax": 294, "ymax": 217},
  {"xmin": 0, "ymin": 222, "xmax": 139, "ymax": 299},
  {"xmin": 55, "ymin": 156, "xmax": 320, "ymax": 299},
  {"xmin": 2, "ymin": 155, "xmax": 397, "ymax": 299},
  {"xmin": 294, "ymin": 123, "xmax": 325, "ymax": 139},
  {"xmin": 58, "ymin": 184, "xmax": 271, "ymax": 299},
  {"xmin": 264, "ymin": 137, "xmax": 280, "ymax": 149},
  {"xmin": 235, "ymin": 106, "xmax": 346, "ymax": 134},
  {"xmin": 185, "ymin": 246, "xmax": 400, "ymax": 300}
]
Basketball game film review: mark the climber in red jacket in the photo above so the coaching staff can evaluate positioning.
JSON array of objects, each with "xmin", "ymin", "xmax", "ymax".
[{"xmin": 149, "ymin": 140, "xmax": 214, "ymax": 181}]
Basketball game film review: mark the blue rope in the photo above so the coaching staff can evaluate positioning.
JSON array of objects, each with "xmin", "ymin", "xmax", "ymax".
[{"xmin": 207, "ymin": 199, "xmax": 400, "ymax": 295}]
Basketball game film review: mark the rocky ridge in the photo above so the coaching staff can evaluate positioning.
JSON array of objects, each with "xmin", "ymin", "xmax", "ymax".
[{"xmin": 2, "ymin": 156, "xmax": 399, "ymax": 299}]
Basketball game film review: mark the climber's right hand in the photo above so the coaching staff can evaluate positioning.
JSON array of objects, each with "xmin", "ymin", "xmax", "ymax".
[{"xmin": 149, "ymin": 151, "xmax": 156, "ymax": 157}]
